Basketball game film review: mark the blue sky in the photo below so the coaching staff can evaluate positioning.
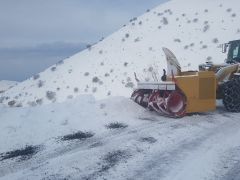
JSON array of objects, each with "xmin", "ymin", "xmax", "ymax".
[{"xmin": 0, "ymin": 0, "xmax": 168, "ymax": 81}]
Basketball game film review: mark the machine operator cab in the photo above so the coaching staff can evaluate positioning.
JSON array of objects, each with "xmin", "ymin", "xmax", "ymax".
[{"xmin": 222, "ymin": 40, "xmax": 240, "ymax": 63}]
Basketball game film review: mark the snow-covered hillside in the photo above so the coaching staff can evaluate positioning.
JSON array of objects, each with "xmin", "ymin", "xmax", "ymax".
[
  {"xmin": 0, "ymin": 80, "xmax": 18, "ymax": 93},
  {"xmin": 1, "ymin": 0, "xmax": 240, "ymax": 107}
]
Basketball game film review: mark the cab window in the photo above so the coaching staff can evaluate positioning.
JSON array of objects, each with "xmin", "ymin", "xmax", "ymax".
[{"xmin": 233, "ymin": 46, "xmax": 239, "ymax": 58}]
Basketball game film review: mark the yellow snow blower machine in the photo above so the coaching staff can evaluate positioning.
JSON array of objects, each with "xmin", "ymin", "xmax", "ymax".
[{"xmin": 131, "ymin": 40, "xmax": 240, "ymax": 118}]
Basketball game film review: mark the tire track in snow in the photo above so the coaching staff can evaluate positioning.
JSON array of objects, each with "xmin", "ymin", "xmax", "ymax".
[
  {"xmin": 0, "ymin": 113, "xmax": 204, "ymax": 179},
  {"xmin": 221, "ymin": 161, "xmax": 240, "ymax": 180},
  {"xmin": 0, "ymin": 117, "xmax": 173, "ymax": 178},
  {"xmin": 1, "ymin": 112, "xmax": 239, "ymax": 180},
  {"xmin": 122, "ymin": 115, "xmax": 240, "ymax": 180},
  {"xmin": 215, "ymin": 146, "xmax": 240, "ymax": 180}
]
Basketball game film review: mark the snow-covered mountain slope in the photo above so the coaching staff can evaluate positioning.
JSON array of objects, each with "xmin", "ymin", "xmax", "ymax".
[
  {"xmin": 2, "ymin": 0, "xmax": 240, "ymax": 106},
  {"xmin": 0, "ymin": 80, "xmax": 18, "ymax": 93}
]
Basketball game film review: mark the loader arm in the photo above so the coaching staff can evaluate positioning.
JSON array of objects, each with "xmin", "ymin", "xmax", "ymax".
[{"xmin": 215, "ymin": 64, "xmax": 239, "ymax": 83}]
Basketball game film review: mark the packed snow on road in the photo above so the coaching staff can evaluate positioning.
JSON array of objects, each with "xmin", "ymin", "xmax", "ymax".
[{"xmin": 1, "ymin": 97, "xmax": 240, "ymax": 180}]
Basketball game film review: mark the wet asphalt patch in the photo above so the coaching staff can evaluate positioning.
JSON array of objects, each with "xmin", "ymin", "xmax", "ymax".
[
  {"xmin": 0, "ymin": 145, "xmax": 41, "ymax": 162},
  {"xmin": 83, "ymin": 150, "xmax": 131, "ymax": 180},
  {"xmin": 61, "ymin": 131, "xmax": 94, "ymax": 141},
  {"xmin": 105, "ymin": 122, "xmax": 128, "ymax": 129},
  {"xmin": 99, "ymin": 150, "xmax": 130, "ymax": 173},
  {"xmin": 139, "ymin": 137, "xmax": 157, "ymax": 144}
]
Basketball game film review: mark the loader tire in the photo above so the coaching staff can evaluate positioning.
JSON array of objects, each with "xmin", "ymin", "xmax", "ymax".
[{"xmin": 223, "ymin": 78, "xmax": 240, "ymax": 112}]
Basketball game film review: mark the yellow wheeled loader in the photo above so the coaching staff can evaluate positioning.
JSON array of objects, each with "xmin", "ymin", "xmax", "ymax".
[{"xmin": 131, "ymin": 40, "xmax": 240, "ymax": 118}]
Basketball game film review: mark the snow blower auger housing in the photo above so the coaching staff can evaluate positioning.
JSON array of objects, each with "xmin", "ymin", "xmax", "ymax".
[{"xmin": 131, "ymin": 45, "xmax": 240, "ymax": 118}]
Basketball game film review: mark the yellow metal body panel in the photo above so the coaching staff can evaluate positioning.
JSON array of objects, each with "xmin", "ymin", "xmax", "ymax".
[{"xmin": 174, "ymin": 71, "xmax": 216, "ymax": 113}]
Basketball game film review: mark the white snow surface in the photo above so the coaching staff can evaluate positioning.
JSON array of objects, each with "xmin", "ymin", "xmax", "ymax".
[
  {"xmin": 1, "ymin": 0, "xmax": 240, "ymax": 179},
  {"xmin": 1, "ymin": 0, "xmax": 240, "ymax": 106},
  {"xmin": 0, "ymin": 96, "xmax": 240, "ymax": 180},
  {"xmin": 0, "ymin": 81, "xmax": 18, "ymax": 93}
]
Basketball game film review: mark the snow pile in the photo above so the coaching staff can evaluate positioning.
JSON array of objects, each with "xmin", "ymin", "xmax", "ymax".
[{"xmin": 1, "ymin": 0, "xmax": 240, "ymax": 106}]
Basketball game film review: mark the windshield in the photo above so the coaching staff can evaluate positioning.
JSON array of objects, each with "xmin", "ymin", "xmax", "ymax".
[{"xmin": 227, "ymin": 41, "xmax": 240, "ymax": 62}]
